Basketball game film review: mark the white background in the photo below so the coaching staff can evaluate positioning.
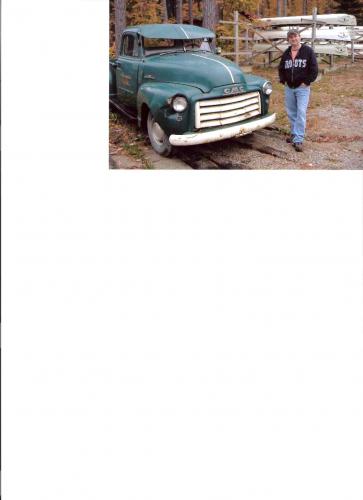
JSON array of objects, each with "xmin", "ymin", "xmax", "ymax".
[{"xmin": 2, "ymin": 1, "xmax": 363, "ymax": 499}]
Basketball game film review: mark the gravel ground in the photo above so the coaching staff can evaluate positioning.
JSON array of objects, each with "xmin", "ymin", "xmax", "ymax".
[{"xmin": 109, "ymin": 61, "xmax": 363, "ymax": 170}]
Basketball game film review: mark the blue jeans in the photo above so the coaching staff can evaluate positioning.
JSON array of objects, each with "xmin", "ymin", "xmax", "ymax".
[{"xmin": 284, "ymin": 85, "xmax": 311, "ymax": 144}]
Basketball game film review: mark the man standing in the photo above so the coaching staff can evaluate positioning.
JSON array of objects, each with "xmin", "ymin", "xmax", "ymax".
[{"xmin": 278, "ymin": 29, "xmax": 318, "ymax": 152}]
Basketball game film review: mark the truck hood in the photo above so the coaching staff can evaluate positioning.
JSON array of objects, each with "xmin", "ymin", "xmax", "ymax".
[{"xmin": 142, "ymin": 52, "xmax": 247, "ymax": 93}]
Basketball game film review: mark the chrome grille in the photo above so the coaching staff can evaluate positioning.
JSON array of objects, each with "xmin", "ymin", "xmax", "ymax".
[{"xmin": 195, "ymin": 91, "xmax": 261, "ymax": 129}]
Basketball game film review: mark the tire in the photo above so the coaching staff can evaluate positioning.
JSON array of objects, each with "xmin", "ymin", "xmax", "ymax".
[{"xmin": 147, "ymin": 112, "xmax": 173, "ymax": 157}]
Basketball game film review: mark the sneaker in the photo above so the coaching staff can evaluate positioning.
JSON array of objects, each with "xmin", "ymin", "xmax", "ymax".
[
  {"xmin": 286, "ymin": 135, "xmax": 295, "ymax": 143},
  {"xmin": 294, "ymin": 142, "xmax": 303, "ymax": 152}
]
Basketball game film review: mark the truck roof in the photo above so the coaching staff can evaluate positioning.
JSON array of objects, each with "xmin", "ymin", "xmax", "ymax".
[{"xmin": 125, "ymin": 23, "xmax": 216, "ymax": 40}]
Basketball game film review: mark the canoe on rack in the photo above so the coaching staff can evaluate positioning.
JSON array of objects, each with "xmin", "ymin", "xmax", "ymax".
[
  {"xmin": 252, "ymin": 42, "xmax": 349, "ymax": 56},
  {"xmin": 253, "ymin": 28, "xmax": 351, "ymax": 42},
  {"xmin": 349, "ymin": 27, "xmax": 363, "ymax": 40},
  {"xmin": 260, "ymin": 14, "xmax": 356, "ymax": 26},
  {"xmin": 347, "ymin": 43, "xmax": 363, "ymax": 52}
]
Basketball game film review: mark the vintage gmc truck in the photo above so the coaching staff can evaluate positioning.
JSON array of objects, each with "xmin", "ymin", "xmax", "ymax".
[{"xmin": 110, "ymin": 23, "xmax": 276, "ymax": 156}]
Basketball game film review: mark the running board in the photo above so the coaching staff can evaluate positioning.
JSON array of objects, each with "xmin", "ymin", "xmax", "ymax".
[{"xmin": 109, "ymin": 97, "xmax": 137, "ymax": 121}]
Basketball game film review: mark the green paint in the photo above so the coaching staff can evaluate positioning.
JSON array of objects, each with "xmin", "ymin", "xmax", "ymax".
[{"xmin": 110, "ymin": 24, "xmax": 274, "ymax": 147}]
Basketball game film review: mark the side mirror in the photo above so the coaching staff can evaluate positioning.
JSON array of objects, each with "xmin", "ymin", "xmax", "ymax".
[{"xmin": 215, "ymin": 47, "xmax": 222, "ymax": 55}]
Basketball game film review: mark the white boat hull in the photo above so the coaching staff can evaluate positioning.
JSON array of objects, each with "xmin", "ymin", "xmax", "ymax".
[
  {"xmin": 254, "ymin": 28, "xmax": 351, "ymax": 42},
  {"xmin": 253, "ymin": 42, "xmax": 349, "ymax": 56},
  {"xmin": 260, "ymin": 14, "xmax": 357, "ymax": 26}
]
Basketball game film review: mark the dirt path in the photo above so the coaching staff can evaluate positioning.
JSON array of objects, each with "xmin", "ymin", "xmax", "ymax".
[
  {"xmin": 109, "ymin": 61, "xmax": 363, "ymax": 170},
  {"xmin": 174, "ymin": 120, "xmax": 363, "ymax": 170}
]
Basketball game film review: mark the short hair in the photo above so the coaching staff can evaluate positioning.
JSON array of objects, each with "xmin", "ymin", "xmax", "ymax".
[{"xmin": 287, "ymin": 29, "xmax": 300, "ymax": 39}]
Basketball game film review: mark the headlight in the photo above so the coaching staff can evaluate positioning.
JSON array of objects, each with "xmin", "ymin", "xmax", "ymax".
[
  {"xmin": 262, "ymin": 81, "xmax": 273, "ymax": 95},
  {"xmin": 172, "ymin": 96, "xmax": 188, "ymax": 112}
]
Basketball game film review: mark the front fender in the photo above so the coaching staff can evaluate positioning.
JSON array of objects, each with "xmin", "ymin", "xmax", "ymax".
[
  {"xmin": 244, "ymin": 74, "xmax": 267, "ymax": 87},
  {"xmin": 244, "ymin": 74, "xmax": 271, "ymax": 114},
  {"xmin": 137, "ymin": 83, "xmax": 201, "ymax": 134}
]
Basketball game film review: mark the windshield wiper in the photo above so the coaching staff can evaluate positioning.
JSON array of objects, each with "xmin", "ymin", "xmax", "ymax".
[{"xmin": 145, "ymin": 50, "xmax": 184, "ymax": 57}]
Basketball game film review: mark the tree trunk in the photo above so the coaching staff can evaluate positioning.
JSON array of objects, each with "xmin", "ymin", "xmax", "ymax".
[
  {"xmin": 283, "ymin": 0, "xmax": 287, "ymax": 16},
  {"xmin": 260, "ymin": 0, "xmax": 265, "ymax": 17},
  {"xmin": 115, "ymin": 0, "xmax": 126, "ymax": 56},
  {"xmin": 277, "ymin": 0, "xmax": 281, "ymax": 16},
  {"xmin": 162, "ymin": 0, "xmax": 168, "ymax": 22},
  {"xmin": 266, "ymin": 0, "xmax": 270, "ymax": 17},
  {"xmin": 189, "ymin": 0, "xmax": 193, "ymax": 24},
  {"xmin": 176, "ymin": 0, "xmax": 183, "ymax": 23},
  {"xmin": 303, "ymin": 0, "xmax": 308, "ymax": 15},
  {"xmin": 166, "ymin": 0, "xmax": 176, "ymax": 18},
  {"xmin": 203, "ymin": 0, "xmax": 218, "ymax": 32}
]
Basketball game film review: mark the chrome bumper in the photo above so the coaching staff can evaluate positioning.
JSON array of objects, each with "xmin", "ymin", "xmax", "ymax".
[{"xmin": 169, "ymin": 113, "xmax": 276, "ymax": 147}]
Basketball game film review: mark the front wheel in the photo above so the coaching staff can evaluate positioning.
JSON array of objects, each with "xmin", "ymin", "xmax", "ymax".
[{"xmin": 147, "ymin": 112, "xmax": 173, "ymax": 157}]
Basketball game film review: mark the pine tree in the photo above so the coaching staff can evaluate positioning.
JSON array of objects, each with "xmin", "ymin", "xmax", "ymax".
[
  {"xmin": 188, "ymin": 0, "xmax": 194, "ymax": 23},
  {"xmin": 176, "ymin": 0, "xmax": 183, "ymax": 22},
  {"xmin": 203, "ymin": 0, "xmax": 219, "ymax": 31},
  {"xmin": 115, "ymin": 0, "xmax": 126, "ymax": 56},
  {"xmin": 161, "ymin": 0, "xmax": 168, "ymax": 22},
  {"xmin": 283, "ymin": 0, "xmax": 287, "ymax": 15},
  {"xmin": 166, "ymin": 0, "xmax": 176, "ymax": 18}
]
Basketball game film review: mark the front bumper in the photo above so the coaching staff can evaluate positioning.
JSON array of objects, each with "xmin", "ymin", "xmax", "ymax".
[{"xmin": 169, "ymin": 113, "xmax": 276, "ymax": 147}]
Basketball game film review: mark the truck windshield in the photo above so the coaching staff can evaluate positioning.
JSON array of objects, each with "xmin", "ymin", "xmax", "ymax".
[
  {"xmin": 143, "ymin": 38, "xmax": 183, "ymax": 56},
  {"xmin": 143, "ymin": 38, "xmax": 211, "ymax": 56},
  {"xmin": 183, "ymin": 39, "xmax": 212, "ymax": 52}
]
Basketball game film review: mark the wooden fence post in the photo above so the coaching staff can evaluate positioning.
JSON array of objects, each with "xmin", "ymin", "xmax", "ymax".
[
  {"xmin": 311, "ymin": 7, "xmax": 317, "ymax": 51},
  {"xmin": 234, "ymin": 11, "xmax": 239, "ymax": 65},
  {"xmin": 245, "ymin": 28, "xmax": 250, "ymax": 64},
  {"xmin": 351, "ymin": 39, "xmax": 355, "ymax": 63}
]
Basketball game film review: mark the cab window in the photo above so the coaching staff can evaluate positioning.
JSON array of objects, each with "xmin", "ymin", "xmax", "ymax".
[{"xmin": 121, "ymin": 34, "xmax": 139, "ymax": 57}]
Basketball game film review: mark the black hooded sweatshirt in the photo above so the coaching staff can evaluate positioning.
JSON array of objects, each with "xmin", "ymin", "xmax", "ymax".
[{"xmin": 278, "ymin": 44, "xmax": 318, "ymax": 89}]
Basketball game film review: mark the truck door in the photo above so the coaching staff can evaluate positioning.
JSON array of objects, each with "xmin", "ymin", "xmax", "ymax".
[{"xmin": 116, "ymin": 33, "xmax": 141, "ymax": 109}]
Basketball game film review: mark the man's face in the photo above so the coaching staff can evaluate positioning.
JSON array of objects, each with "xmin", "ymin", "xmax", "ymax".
[{"xmin": 288, "ymin": 33, "xmax": 301, "ymax": 48}]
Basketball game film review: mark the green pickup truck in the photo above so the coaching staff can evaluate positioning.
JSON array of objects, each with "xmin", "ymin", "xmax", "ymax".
[{"xmin": 110, "ymin": 23, "xmax": 276, "ymax": 156}]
